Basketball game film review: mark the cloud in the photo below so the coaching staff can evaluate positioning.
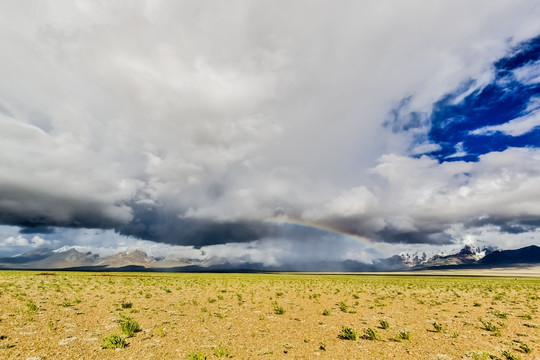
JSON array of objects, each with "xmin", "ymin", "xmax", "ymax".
[
  {"xmin": 0, "ymin": 235, "xmax": 51, "ymax": 248},
  {"xmin": 0, "ymin": 1, "xmax": 540, "ymax": 261},
  {"xmin": 470, "ymin": 107, "xmax": 540, "ymax": 136}
]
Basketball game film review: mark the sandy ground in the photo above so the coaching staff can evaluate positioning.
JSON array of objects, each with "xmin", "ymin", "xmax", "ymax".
[{"xmin": 0, "ymin": 271, "xmax": 538, "ymax": 360}]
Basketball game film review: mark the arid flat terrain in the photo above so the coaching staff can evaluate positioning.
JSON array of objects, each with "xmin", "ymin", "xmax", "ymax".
[{"xmin": 0, "ymin": 271, "xmax": 538, "ymax": 359}]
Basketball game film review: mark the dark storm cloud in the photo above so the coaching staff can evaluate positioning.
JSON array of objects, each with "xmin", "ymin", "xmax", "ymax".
[
  {"xmin": 117, "ymin": 204, "xmax": 271, "ymax": 247},
  {"xmin": 19, "ymin": 226, "xmax": 56, "ymax": 235}
]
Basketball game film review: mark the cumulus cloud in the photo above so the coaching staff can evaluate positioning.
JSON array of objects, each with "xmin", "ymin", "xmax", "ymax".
[
  {"xmin": 0, "ymin": 235, "xmax": 51, "ymax": 248},
  {"xmin": 0, "ymin": 1, "xmax": 540, "ymax": 261}
]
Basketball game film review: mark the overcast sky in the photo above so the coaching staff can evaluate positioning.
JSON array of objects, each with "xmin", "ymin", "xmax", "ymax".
[{"xmin": 1, "ymin": 1, "xmax": 539, "ymax": 265}]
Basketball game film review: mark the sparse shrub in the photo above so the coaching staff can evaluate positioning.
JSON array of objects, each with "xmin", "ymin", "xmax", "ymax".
[
  {"xmin": 213, "ymin": 345, "xmax": 229, "ymax": 358},
  {"xmin": 339, "ymin": 325, "xmax": 359, "ymax": 341},
  {"xmin": 379, "ymin": 320, "xmax": 390, "ymax": 329},
  {"xmin": 473, "ymin": 302, "xmax": 482, "ymax": 307},
  {"xmin": 395, "ymin": 329, "xmax": 411, "ymax": 341},
  {"xmin": 273, "ymin": 302, "xmax": 285, "ymax": 315},
  {"xmin": 480, "ymin": 319, "xmax": 499, "ymax": 332},
  {"xmin": 467, "ymin": 350, "xmax": 496, "ymax": 359},
  {"xmin": 493, "ymin": 310, "xmax": 507, "ymax": 319},
  {"xmin": 120, "ymin": 300, "xmax": 133, "ymax": 309},
  {"xmin": 433, "ymin": 322, "xmax": 444, "ymax": 332},
  {"xmin": 120, "ymin": 318, "xmax": 141, "ymax": 337},
  {"xmin": 501, "ymin": 350, "xmax": 521, "ymax": 360},
  {"xmin": 102, "ymin": 334, "xmax": 127, "ymax": 349},
  {"xmin": 519, "ymin": 343, "xmax": 532, "ymax": 354},
  {"xmin": 187, "ymin": 352, "xmax": 206, "ymax": 360},
  {"xmin": 363, "ymin": 327, "xmax": 380, "ymax": 340},
  {"xmin": 26, "ymin": 301, "xmax": 38, "ymax": 313},
  {"xmin": 207, "ymin": 298, "xmax": 216, "ymax": 303},
  {"xmin": 322, "ymin": 309, "xmax": 330, "ymax": 316},
  {"xmin": 338, "ymin": 301, "xmax": 348, "ymax": 313}
]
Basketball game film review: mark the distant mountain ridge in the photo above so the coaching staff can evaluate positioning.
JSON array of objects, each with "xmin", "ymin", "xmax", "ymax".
[{"xmin": 0, "ymin": 244, "xmax": 538, "ymax": 272}]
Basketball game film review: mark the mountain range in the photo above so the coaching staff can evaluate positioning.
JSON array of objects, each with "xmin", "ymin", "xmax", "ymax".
[{"xmin": 0, "ymin": 244, "xmax": 538, "ymax": 272}]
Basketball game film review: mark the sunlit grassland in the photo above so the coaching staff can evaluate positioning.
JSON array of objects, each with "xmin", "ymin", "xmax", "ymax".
[{"xmin": 0, "ymin": 271, "xmax": 538, "ymax": 359}]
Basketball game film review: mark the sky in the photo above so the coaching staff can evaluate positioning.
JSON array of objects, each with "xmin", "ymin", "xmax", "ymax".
[{"xmin": 1, "ymin": 1, "xmax": 540, "ymax": 266}]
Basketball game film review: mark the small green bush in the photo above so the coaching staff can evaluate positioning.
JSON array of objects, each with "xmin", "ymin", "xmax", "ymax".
[
  {"xmin": 501, "ymin": 350, "xmax": 521, "ymax": 360},
  {"xmin": 272, "ymin": 302, "xmax": 285, "ymax": 315},
  {"xmin": 339, "ymin": 325, "xmax": 359, "ymax": 341},
  {"xmin": 120, "ymin": 318, "xmax": 141, "ymax": 337},
  {"xmin": 466, "ymin": 350, "xmax": 496, "ymax": 360},
  {"xmin": 379, "ymin": 320, "xmax": 390, "ymax": 329},
  {"xmin": 363, "ymin": 328, "xmax": 380, "ymax": 340},
  {"xmin": 433, "ymin": 322, "xmax": 444, "ymax": 333},
  {"xmin": 395, "ymin": 329, "xmax": 411, "ymax": 341},
  {"xmin": 186, "ymin": 352, "xmax": 206, "ymax": 360},
  {"xmin": 322, "ymin": 309, "xmax": 330, "ymax": 316},
  {"xmin": 519, "ymin": 342, "xmax": 532, "ymax": 354},
  {"xmin": 120, "ymin": 300, "xmax": 133, "ymax": 309},
  {"xmin": 213, "ymin": 345, "xmax": 229, "ymax": 358},
  {"xmin": 102, "ymin": 334, "xmax": 127, "ymax": 349}
]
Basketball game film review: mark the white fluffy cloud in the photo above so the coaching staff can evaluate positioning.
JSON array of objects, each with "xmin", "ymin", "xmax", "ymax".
[{"xmin": 0, "ymin": 235, "xmax": 51, "ymax": 248}]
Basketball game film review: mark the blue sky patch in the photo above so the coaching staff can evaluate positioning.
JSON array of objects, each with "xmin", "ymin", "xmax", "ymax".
[{"xmin": 421, "ymin": 35, "xmax": 540, "ymax": 162}]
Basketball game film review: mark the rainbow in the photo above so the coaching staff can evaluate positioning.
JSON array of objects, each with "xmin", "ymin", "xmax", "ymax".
[{"xmin": 265, "ymin": 217, "xmax": 383, "ymax": 255}]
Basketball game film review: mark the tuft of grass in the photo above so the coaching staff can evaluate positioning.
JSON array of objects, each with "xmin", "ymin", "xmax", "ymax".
[
  {"xmin": 473, "ymin": 302, "xmax": 482, "ymax": 307},
  {"xmin": 26, "ymin": 301, "xmax": 38, "ymax": 314},
  {"xmin": 363, "ymin": 327, "xmax": 380, "ymax": 340},
  {"xmin": 119, "ymin": 317, "xmax": 141, "ymax": 337},
  {"xmin": 379, "ymin": 319, "xmax": 390, "ymax": 329},
  {"xmin": 272, "ymin": 302, "xmax": 285, "ymax": 315},
  {"xmin": 120, "ymin": 300, "xmax": 133, "ymax": 309},
  {"xmin": 339, "ymin": 325, "xmax": 359, "ymax": 341},
  {"xmin": 395, "ymin": 329, "xmax": 411, "ymax": 341},
  {"xmin": 322, "ymin": 309, "xmax": 331, "ymax": 316},
  {"xmin": 467, "ymin": 350, "xmax": 497, "ymax": 360},
  {"xmin": 186, "ymin": 352, "xmax": 206, "ymax": 360},
  {"xmin": 213, "ymin": 345, "xmax": 229, "ymax": 358},
  {"xmin": 479, "ymin": 319, "xmax": 500, "ymax": 335},
  {"xmin": 102, "ymin": 334, "xmax": 127, "ymax": 349},
  {"xmin": 338, "ymin": 301, "xmax": 348, "ymax": 313},
  {"xmin": 433, "ymin": 322, "xmax": 444, "ymax": 333},
  {"xmin": 501, "ymin": 350, "xmax": 521, "ymax": 360},
  {"xmin": 519, "ymin": 343, "xmax": 532, "ymax": 354}
]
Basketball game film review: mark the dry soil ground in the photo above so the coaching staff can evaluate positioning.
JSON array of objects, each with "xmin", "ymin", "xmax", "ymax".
[{"xmin": 0, "ymin": 271, "xmax": 538, "ymax": 359}]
